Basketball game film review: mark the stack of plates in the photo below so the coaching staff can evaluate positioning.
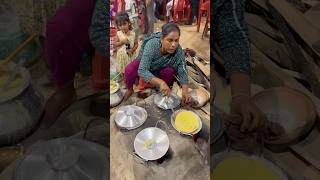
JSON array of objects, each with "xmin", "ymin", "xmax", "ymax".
[{"xmin": 114, "ymin": 105, "xmax": 147, "ymax": 130}]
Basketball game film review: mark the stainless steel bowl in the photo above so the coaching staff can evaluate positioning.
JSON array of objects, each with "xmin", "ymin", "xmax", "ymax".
[
  {"xmin": 134, "ymin": 127, "xmax": 170, "ymax": 161},
  {"xmin": 253, "ymin": 87, "xmax": 316, "ymax": 145}
]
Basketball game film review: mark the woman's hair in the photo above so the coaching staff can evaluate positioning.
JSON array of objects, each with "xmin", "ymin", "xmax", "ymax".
[
  {"xmin": 161, "ymin": 22, "xmax": 181, "ymax": 37},
  {"xmin": 115, "ymin": 12, "xmax": 132, "ymax": 30}
]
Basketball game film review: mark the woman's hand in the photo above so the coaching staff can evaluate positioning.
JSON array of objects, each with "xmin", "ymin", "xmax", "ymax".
[
  {"xmin": 159, "ymin": 81, "xmax": 170, "ymax": 96},
  {"xmin": 127, "ymin": 49, "xmax": 133, "ymax": 56},
  {"xmin": 181, "ymin": 91, "xmax": 192, "ymax": 106},
  {"xmin": 231, "ymin": 95, "xmax": 267, "ymax": 132}
]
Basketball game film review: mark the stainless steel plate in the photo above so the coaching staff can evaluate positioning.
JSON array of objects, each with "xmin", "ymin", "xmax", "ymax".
[
  {"xmin": 114, "ymin": 105, "xmax": 147, "ymax": 130},
  {"xmin": 154, "ymin": 92, "xmax": 181, "ymax": 110},
  {"xmin": 170, "ymin": 109, "xmax": 202, "ymax": 136},
  {"xmin": 134, "ymin": 127, "xmax": 170, "ymax": 161}
]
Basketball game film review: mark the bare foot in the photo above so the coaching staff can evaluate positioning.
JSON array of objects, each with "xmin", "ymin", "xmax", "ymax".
[
  {"xmin": 40, "ymin": 83, "xmax": 76, "ymax": 129},
  {"xmin": 123, "ymin": 89, "xmax": 134, "ymax": 101}
]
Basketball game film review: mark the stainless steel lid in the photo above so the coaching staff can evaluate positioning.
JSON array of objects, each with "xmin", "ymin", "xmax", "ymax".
[
  {"xmin": 114, "ymin": 105, "xmax": 147, "ymax": 130},
  {"xmin": 154, "ymin": 92, "xmax": 180, "ymax": 110},
  {"xmin": 170, "ymin": 109, "xmax": 202, "ymax": 136},
  {"xmin": 14, "ymin": 138, "xmax": 108, "ymax": 180},
  {"xmin": 134, "ymin": 127, "xmax": 169, "ymax": 161}
]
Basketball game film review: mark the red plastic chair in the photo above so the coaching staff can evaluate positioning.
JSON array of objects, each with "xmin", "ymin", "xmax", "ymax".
[
  {"xmin": 196, "ymin": 0, "xmax": 210, "ymax": 32},
  {"xmin": 202, "ymin": 1, "xmax": 210, "ymax": 38},
  {"xmin": 173, "ymin": 0, "xmax": 190, "ymax": 22}
]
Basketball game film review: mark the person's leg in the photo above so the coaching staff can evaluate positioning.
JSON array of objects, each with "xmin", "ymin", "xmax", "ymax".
[
  {"xmin": 188, "ymin": 0, "xmax": 198, "ymax": 24},
  {"xmin": 158, "ymin": 66, "xmax": 175, "ymax": 86},
  {"xmin": 42, "ymin": 23, "xmax": 81, "ymax": 128},
  {"xmin": 124, "ymin": 59, "xmax": 140, "ymax": 90},
  {"xmin": 166, "ymin": 1, "xmax": 173, "ymax": 18},
  {"xmin": 123, "ymin": 59, "xmax": 140, "ymax": 100}
]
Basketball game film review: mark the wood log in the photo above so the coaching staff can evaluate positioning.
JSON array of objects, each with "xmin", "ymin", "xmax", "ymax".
[
  {"xmin": 193, "ymin": 59, "xmax": 210, "ymax": 79},
  {"xmin": 251, "ymin": 44, "xmax": 320, "ymax": 116},
  {"xmin": 248, "ymin": 25, "xmax": 294, "ymax": 70},
  {"xmin": 302, "ymin": 0, "xmax": 320, "ymax": 7},
  {"xmin": 287, "ymin": 0, "xmax": 309, "ymax": 12},
  {"xmin": 291, "ymin": 129, "xmax": 320, "ymax": 172},
  {"xmin": 251, "ymin": 0, "xmax": 268, "ymax": 11},
  {"xmin": 304, "ymin": 3, "xmax": 320, "ymax": 30},
  {"xmin": 186, "ymin": 55, "xmax": 210, "ymax": 80},
  {"xmin": 264, "ymin": 149, "xmax": 320, "ymax": 180},
  {"xmin": 267, "ymin": 1, "xmax": 320, "ymax": 98},
  {"xmin": 245, "ymin": 13, "xmax": 283, "ymax": 41},
  {"xmin": 268, "ymin": 0, "xmax": 320, "ymax": 57}
]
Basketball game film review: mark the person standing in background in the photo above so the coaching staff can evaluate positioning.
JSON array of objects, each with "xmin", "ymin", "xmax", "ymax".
[
  {"xmin": 186, "ymin": 0, "xmax": 199, "ymax": 25},
  {"xmin": 145, "ymin": 0, "xmax": 156, "ymax": 35}
]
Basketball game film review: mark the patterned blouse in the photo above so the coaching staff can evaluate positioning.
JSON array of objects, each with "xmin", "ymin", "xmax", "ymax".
[
  {"xmin": 213, "ymin": 0, "xmax": 251, "ymax": 77},
  {"xmin": 137, "ymin": 32, "xmax": 189, "ymax": 85}
]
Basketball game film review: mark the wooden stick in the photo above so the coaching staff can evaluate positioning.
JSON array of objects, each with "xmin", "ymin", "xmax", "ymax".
[{"xmin": 0, "ymin": 33, "xmax": 37, "ymax": 66}]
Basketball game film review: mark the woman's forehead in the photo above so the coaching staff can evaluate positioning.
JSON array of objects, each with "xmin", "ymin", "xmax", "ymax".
[{"xmin": 163, "ymin": 32, "xmax": 180, "ymax": 39}]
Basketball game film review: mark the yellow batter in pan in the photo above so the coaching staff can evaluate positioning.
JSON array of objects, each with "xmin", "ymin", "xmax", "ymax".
[
  {"xmin": 0, "ymin": 72, "xmax": 23, "ymax": 101},
  {"xmin": 211, "ymin": 157, "xmax": 280, "ymax": 180},
  {"xmin": 175, "ymin": 111, "xmax": 200, "ymax": 133}
]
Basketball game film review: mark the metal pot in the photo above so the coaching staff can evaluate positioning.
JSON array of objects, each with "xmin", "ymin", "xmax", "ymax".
[
  {"xmin": 13, "ymin": 138, "xmax": 108, "ymax": 180},
  {"xmin": 0, "ymin": 63, "xmax": 44, "ymax": 145},
  {"xmin": 154, "ymin": 92, "xmax": 181, "ymax": 110},
  {"xmin": 134, "ymin": 126, "xmax": 170, "ymax": 161},
  {"xmin": 170, "ymin": 109, "xmax": 203, "ymax": 136},
  {"xmin": 114, "ymin": 104, "xmax": 147, "ymax": 130},
  {"xmin": 110, "ymin": 81, "xmax": 124, "ymax": 107}
]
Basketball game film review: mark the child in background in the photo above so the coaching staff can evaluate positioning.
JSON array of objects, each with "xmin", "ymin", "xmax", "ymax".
[{"xmin": 113, "ymin": 12, "xmax": 138, "ymax": 74}]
